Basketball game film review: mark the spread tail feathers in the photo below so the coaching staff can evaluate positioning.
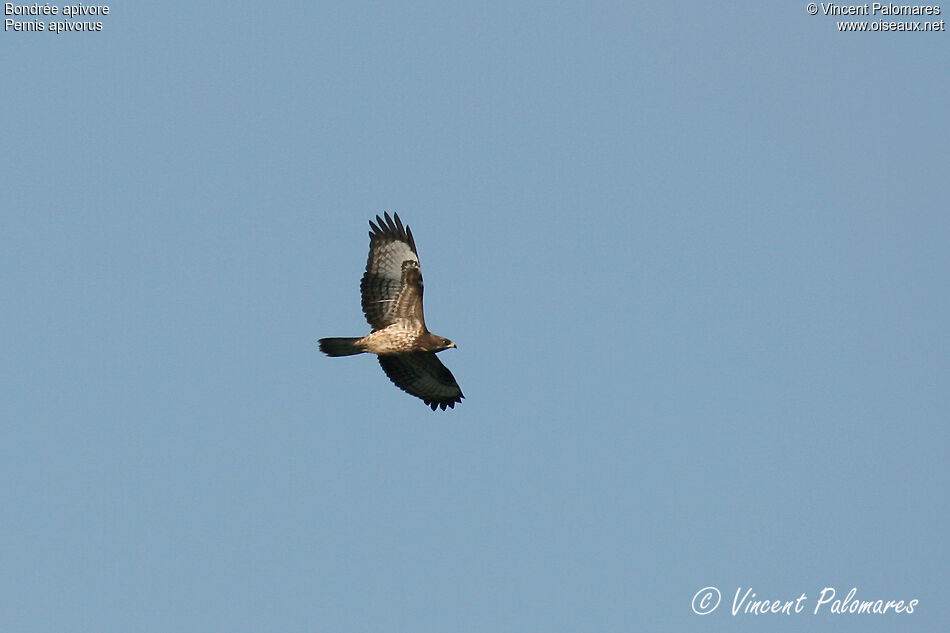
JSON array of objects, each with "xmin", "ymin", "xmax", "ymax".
[{"xmin": 318, "ymin": 337, "xmax": 363, "ymax": 357}]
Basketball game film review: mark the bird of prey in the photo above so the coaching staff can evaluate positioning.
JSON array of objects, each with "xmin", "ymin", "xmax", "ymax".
[{"xmin": 318, "ymin": 212, "xmax": 463, "ymax": 410}]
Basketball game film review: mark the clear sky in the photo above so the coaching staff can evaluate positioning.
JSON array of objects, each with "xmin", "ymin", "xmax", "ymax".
[{"xmin": 2, "ymin": 2, "xmax": 948, "ymax": 632}]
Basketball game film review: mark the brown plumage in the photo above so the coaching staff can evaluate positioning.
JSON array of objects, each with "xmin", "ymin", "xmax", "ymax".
[{"xmin": 318, "ymin": 212, "xmax": 463, "ymax": 411}]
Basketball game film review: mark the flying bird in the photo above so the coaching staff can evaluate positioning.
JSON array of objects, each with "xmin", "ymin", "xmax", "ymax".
[{"xmin": 318, "ymin": 212, "xmax": 463, "ymax": 410}]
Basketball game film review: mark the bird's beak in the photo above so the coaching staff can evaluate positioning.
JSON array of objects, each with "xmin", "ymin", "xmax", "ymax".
[{"xmin": 449, "ymin": 342, "xmax": 457, "ymax": 349}]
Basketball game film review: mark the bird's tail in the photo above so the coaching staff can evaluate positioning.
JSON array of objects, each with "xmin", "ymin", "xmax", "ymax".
[{"xmin": 318, "ymin": 337, "xmax": 364, "ymax": 357}]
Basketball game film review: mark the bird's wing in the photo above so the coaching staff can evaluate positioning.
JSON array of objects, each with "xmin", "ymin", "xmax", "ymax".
[
  {"xmin": 378, "ymin": 352, "xmax": 464, "ymax": 411},
  {"xmin": 360, "ymin": 212, "xmax": 425, "ymax": 331}
]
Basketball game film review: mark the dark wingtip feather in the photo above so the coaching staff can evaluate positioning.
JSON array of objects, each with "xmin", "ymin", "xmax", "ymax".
[
  {"xmin": 424, "ymin": 397, "xmax": 461, "ymax": 411},
  {"xmin": 367, "ymin": 211, "xmax": 417, "ymax": 254}
]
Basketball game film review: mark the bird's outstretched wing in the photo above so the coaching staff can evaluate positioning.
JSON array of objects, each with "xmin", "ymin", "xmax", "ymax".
[
  {"xmin": 360, "ymin": 212, "xmax": 425, "ymax": 331},
  {"xmin": 378, "ymin": 353, "xmax": 464, "ymax": 411}
]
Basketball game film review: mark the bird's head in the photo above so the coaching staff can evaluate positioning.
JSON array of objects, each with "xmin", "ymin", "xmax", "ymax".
[{"xmin": 425, "ymin": 335, "xmax": 456, "ymax": 352}]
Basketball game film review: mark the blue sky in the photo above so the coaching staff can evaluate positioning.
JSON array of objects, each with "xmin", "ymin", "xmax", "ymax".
[{"xmin": 2, "ymin": 3, "xmax": 947, "ymax": 631}]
